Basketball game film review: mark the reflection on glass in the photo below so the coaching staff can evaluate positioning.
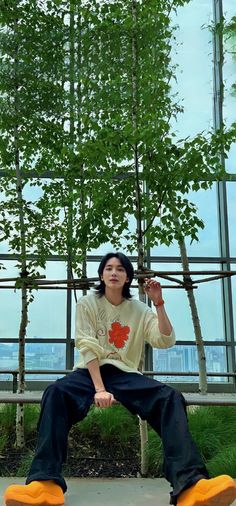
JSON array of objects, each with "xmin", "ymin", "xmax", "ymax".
[
  {"xmin": 151, "ymin": 263, "xmax": 224, "ymax": 341},
  {"xmin": 27, "ymin": 261, "xmax": 67, "ymax": 338},
  {"xmin": 0, "ymin": 239, "xmax": 9, "ymax": 254},
  {"xmin": 172, "ymin": 0, "xmax": 213, "ymax": 138},
  {"xmin": 193, "ymin": 270, "xmax": 224, "ymax": 341},
  {"xmin": 223, "ymin": 0, "xmax": 236, "ymax": 174},
  {"xmin": 227, "ymin": 183, "xmax": 236, "ymax": 256},
  {"xmin": 153, "ymin": 345, "xmax": 228, "ymax": 383},
  {"xmin": 152, "ymin": 261, "xmax": 194, "ymax": 340},
  {"xmin": 150, "ymin": 186, "xmax": 219, "ymax": 257},
  {"xmin": 184, "ymin": 186, "xmax": 219, "ymax": 256},
  {"xmin": 232, "ymin": 273, "xmax": 236, "ymax": 338},
  {"xmin": 88, "ymin": 216, "xmax": 136, "ymax": 256},
  {"xmin": 0, "ymin": 343, "xmax": 19, "ymax": 370},
  {"xmin": 0, "ymin": 342, "xmax": 66, "ymax": 380},
  {"xmin": 0, "ymin": 262, "xmax": 21, "ymax": 338},
  {"xmin": 25, "ymin": 343, "xmax": 66, "ymax": 372},
  {"xmin": 74, "ymin": 347, "xmax": 80, "ymax": 367}
]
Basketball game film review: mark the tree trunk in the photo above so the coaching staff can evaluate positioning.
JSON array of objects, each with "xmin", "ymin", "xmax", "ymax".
[
  {"xmin": 13, "ymin": 16, "xmax": 29, "ymax": 448},
  {"xmin": 131, "ymin": 0, "xmax": 149, "ymax": 476},
  {"xmin": 178, "ymin": 239, "xmax": 207, "ymax": 394},
  {"xmin": 65, "ymin": 0, "xmax": 76, "ymax": 343},
  {"xmin": 16, "ymin": 283, "xmax": 28, "ymax": 447}
]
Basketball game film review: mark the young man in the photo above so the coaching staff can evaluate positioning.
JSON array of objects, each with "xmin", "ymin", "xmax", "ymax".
[{"xmin": 4, "ymin": 252, "xmax": 236, "ymax": 506}]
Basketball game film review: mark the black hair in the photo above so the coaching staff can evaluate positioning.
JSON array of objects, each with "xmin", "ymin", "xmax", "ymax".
[{"xmin": 95, "ymin": 252, "xmax": 134, "ymax": 299}]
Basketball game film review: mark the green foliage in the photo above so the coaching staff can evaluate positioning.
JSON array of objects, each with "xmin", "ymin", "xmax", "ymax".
[
  {"xmin": 0, "ymin": 404, "xmax": 40, "ymax": 450},
  {"xmin": 1, "ymin": 404, "xmax": 236, "ymax": 477},
  {"xmin": 15, "ymin": 449, "xmax": 35, "ymax": 477},
  {"xmin": 0, "ymin": 404, "xmax": 17, "ymax": 436},
  {"xmin": 188, "ymin": 407, "xmax": 226, "ymax": 461},
  {"xmin": 200, "ymin": 405, "xmax": 236, "ymax": 443},
  {"xmin": 0, "ymin": 1, "xmax": 236, "ymax": 452},
  {"xmin": 146, "ymin": 406, "xmax": 236, "ymax": 476},
  {"xmin": 1, "ymin": 0, "xmax": 235, "ymax": 265},
  {"xmin": 145, "ymin": 429, "xmax": 163, "ymax": 476},
  {"xmin": 207, "ymin": 446, "xmax": 236, "ymax": 478},
  {"xmin": 23, "ymin": 405, "xmax": 40, "ymax": 438},
  {"xmin": 0, "ymin": 433, "xmax": 8, "ymax": 453},
  {"xmin": 224, "ymin": 15, "xmax": 236, "ymax": 97},
  {"xmin": 76, "ymin": 403, "xmax": 139, "ymax": 444}
]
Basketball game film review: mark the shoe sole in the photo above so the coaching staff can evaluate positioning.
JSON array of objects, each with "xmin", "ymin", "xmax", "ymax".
[
  {"xmin": 193, "ymin": 483, "xmax": 236, "ymax": 506},
  {"xmin": 5, "ymin": 496, "xmax": 64, "ymax": 506}
]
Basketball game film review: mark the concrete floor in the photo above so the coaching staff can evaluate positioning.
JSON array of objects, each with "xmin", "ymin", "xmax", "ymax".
[
  {"xmin": 1, "ymin": 477, "xmax": 236, "ymax": 506},
  {"xmin": 0, "ymin": 477, "xmax": 173, "ymax": 506}
]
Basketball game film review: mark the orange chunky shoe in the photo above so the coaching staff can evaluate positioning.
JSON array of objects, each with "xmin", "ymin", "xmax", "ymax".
[
  {"xmin": 4, "ymin": 480, "xmax": 64, "ymax": 506},
  {"xmin": 177, "ymin": 475, "xmax": 236, "ymax": 506}
]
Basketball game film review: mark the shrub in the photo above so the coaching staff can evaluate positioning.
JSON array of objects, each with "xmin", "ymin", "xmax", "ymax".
[
  {"xmin": 146, "ymin": 429, "xmax": 163, "ymax": 476},
  {"xmin": 77, "ymin": 404, "xmax": 139, "ymax": 444},
  {"xmin": 207, "ymin": 446, "xmax": 236, "ymax": 478},
  {"xmin": 187, "ymin": 406, "xmax": 226, "ymax": 460}
]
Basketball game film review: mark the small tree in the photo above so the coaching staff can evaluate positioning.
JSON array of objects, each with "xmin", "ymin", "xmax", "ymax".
[
  {"xmin": 178, "ymin": 238, "xmax": 207, "ymax": 393},
  {"xmin": 78, "ymin": 0, "xmax": 236, "ymax": 473},
  {"xmin": 0, "ymin": 0, "xmax": 67, "ymax": 446}
]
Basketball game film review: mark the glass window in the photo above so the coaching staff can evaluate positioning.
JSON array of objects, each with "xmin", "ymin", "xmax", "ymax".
[
  {"xmin": 1, "ymin": 1, "xmax": 235, "ymax": 390},
  {"xmin": 184, "ymin": 185, "xmax": 220, "ymax": 256},
  {"xmin": 151, "ymin": 261, "xmax": 194, "ymax": 340},
  {"xmin": 25, "ymin": 343, "xmax": 66, "ymax": 376},
  {"xmin": 0, "ymin": 239, "xmax": 9, "ymax": 253},
  {"xmin": 232, "ymin": 272, "xmax": 236, "ymax": 338},
  {"xmin": 88, "ymin": 216, "xmax": 136, "ymax": 256},
  {"xmin": 0, "ymin": 262, "xmax": 21, "ymax": 338},
  {"xmin": 150, "ymin": 263, "xmax": 224, "ymax": 341},
  {"xmin": 0, "ymin": 343, "xmax": 19, "ymax": 370},
  {"xmin": 27, "ymin": 261, "xmax": 67, "ymax": 339},
  {"xmin": 227, "ymin": 182, "xmax": 236, "ymax": 256},
  {"xmin": 74, "ymin": 347, "xmax": 79, "ymax": 368},
  {"xmin": 223, "ymin": 0, "xmax": 236, "ymax": 174},
  {"xmin": 0, "ymin": 188, "xmax": 11, "ymax": 253},
  {"xmin": 172, "ymin": 0, "xmax": 213, "ymax": 138},
  {"xmin": 153, "ymin": 345, "xmax": 228, "ymax": 383},
  {"xmin": 193, "ymin": 271, "xmax": 224, "ymax": 341},
  {"xmin": 150, "ymin": 185, "xmax": 219, "ymax": 257},
  {"xmin": 0, "ymin": 343, "xmax": 66, "ymax": 380},
  {"xmin": 150, "ymin": 238, "xmax": 179, "ymax": 258},
  {"xmin": 0, "ymin": 262, "xmax": 67, "ymax": 340}
]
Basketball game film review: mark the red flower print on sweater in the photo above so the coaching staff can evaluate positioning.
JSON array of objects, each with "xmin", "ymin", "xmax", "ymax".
[{"xmin": 108, "ymin": 322, "xmax": 130, "ymax": 349}]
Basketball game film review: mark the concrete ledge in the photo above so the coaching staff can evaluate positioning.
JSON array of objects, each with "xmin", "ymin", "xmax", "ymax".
[{"xmin": 1, "ymin": 391, "xmax": 236, "ymax": 405}]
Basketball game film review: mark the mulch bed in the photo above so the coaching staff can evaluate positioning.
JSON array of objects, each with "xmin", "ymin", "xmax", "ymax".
[
  {"xmin": 65, "ymin": 432, "xmax": 140, "ymax": 478},
  {"xmin": 0, "ymin": 432, "xmax": 140, "ymax": 478}
]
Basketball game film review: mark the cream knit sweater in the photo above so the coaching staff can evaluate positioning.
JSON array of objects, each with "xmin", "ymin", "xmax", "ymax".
[{"xmin": 74, "ymin": 293, "xmax": 176, "ymax": 374}]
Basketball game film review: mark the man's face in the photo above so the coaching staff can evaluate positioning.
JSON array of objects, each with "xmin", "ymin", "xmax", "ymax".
[{"xmin": 102, "ymin": 257, "xmax": 129, "ymax": 290}]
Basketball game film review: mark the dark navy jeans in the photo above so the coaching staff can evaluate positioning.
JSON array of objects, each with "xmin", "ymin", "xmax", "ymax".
[{"xmin": 26, "ymin": 365, "xmax": 208, "ymax": 504}]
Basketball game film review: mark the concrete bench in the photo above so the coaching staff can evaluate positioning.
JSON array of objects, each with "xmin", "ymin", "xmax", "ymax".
[
  {"xmin": 1, "ymin": 369, "xmax": 236, "ymax": 407},
  {"xmin": 0, "ymin": 391, "xmax": 236, "ymax": 406}
]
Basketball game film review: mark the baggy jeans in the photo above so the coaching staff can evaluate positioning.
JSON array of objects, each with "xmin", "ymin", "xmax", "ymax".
[{"xmin": 26, "ymin": 365, "xmax": 209, "ymax": 504}]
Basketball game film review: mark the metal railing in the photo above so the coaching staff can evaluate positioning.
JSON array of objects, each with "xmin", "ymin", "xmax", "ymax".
[{"xmin": 1, "ymin": 369, "xmax": 236, "ymax": 393}]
